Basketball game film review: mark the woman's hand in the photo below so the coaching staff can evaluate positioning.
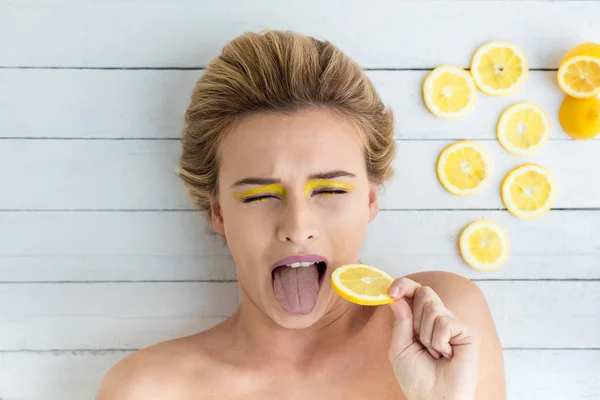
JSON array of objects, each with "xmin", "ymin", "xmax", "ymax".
[{"xmin": 387, "ymin": 277, "xmax": 481, "ymax": 400}]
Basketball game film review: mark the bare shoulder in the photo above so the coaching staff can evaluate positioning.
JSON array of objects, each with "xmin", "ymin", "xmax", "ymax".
[
  {"xmin": 95, "ymin": 328, "xmax": 228, "ymax": 400},
  {"xmin": 405, "ymin": 270, "xmax": 486, "ymax": 314},
  {"xmin": 406, "ymin": 270, "xmax": 506, "ymax": 399},
  {"xmin": 404, "ymin": 270, "xmax": 493, "ymax": 339}
]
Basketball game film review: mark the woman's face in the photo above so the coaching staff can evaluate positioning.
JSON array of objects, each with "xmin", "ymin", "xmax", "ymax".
[{"xmin": 211, "ymin": 108, "xmax": 379, "ymax": 329}]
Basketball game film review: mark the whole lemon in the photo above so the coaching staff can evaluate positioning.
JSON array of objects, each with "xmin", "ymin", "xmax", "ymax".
[{"xmin": 558, "ymin": 95, "xmax": 600, "ymax": 140}]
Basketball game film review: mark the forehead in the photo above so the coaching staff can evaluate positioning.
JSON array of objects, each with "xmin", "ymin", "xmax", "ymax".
[{"xmin": 218, "ymin": 109, "xmax": 366, "ymax": 182}]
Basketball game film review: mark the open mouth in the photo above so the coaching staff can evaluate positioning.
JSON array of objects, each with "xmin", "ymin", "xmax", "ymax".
[
  {"xmin": 271, "ymin": 261, "xmax": 327, "ymax": 285},
  {"xmin": 271, "ymin": 260, "xmax": 328, "ymax": 315}
]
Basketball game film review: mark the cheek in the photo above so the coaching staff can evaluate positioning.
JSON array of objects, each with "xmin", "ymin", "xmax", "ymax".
[
  {"xmin": 318, "ymin": 194, "xmax": 371, "ymax": 233},
  {"xmin": 221, "ymin": 204, "xmax": 269, "ymax": 257},
  {"xmin": 325, "ymin": 209, "xmax": 369, "ymax": 261}
]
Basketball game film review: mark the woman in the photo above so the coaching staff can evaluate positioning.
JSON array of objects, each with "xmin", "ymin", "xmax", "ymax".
[{"xmin": 96, "ymin": 30, "xmax": 505, "ymax": 399}]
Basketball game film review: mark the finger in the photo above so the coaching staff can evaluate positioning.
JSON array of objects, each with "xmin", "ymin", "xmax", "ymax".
[
  {"xmin": 391, "ymin": 279, "xmax": 457, "ymax": 360},
  {"xmin": 390, "ymin": 278, "xmax": 421, "ymax": 299},
  {"xmin": 417, "ymin": 296, "xmax": 456, "ymax": 359},
  {"xmin": 411, "ymin": 285, "xmax": 443, "ymax": 337},
  {"xmin": 432, "ymin": 316, "xmax": 480, "ymax": 363},
  {"xmin": 388, "ymin": 277, "xmax": 423, "ymax": 300},
  {"xmin": 418, "ymin": 300, "xmax": 450, "ymax": 359},
  {"xmin": 430, "ymin": 315, "xmax": 456, "ymax": 359},
  {"xmin": 447, "ymin": 320, "xmax": 481, "ymax": 364},
  {"xmin": 388, "ymin": 297, "xmax": 415, "ymax": 356}
]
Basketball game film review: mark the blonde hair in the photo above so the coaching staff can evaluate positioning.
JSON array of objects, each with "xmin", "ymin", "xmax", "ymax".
[{"xmin": 178, "ymin": 30, "xmax": 396, "ymax": 224}]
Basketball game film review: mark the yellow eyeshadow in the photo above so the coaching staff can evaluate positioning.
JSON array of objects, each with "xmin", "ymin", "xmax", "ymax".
[
  {"xmin": 232, "ymin": 184, "xmax": 286, "ymax": 200},
  {"xmin": 304, "ymin": 179, "xmax": 356, "ymax": 196}
]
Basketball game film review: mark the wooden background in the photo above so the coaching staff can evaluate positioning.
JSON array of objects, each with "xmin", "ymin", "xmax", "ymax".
[{"xmin": 1, "ymin": 0, "xmax": 599, "ymax": 398}]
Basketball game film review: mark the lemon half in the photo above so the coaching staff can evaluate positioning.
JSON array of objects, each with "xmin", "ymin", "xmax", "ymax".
[
  {"xmin": 558, "ymin": 95, "xmax": 600, "ymax": 140},
  {"xmin": 557, "ymin": 42, "xmax": 600, "ymax": 99}
]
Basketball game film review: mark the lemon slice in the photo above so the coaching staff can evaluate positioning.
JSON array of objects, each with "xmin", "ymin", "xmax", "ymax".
[
  {"xmin": 423, "ymin": 66, "xmax": 477, "ymax": 119},
  {"xmin": 331, "ymin": 264, "xmax": 395, "ymax": 306},
  {"xmin": 497, "ymin": 102, "xmax": 550, "ymax": 156},
  {"xmin": 459, "ymin": 220, "xmax": 509, "ymax": 271},
  {"xmin": 501, "ymin": 164, "xmax": 557, "ymax": 219},
  {"xmin": 470, "ymin": 41, "xmax": 528, "ymax": 96},
  {"xmin": 437, "ymin": 141, "xmax": 492, "ymax": 196},
  {"xmin": 557, "ymin": 42, "xmax": 600, "ymax": 98}
]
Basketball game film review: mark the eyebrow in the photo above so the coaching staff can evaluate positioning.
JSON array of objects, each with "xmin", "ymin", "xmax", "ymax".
[
  {"xmin": 230, "ymin": 170, "xmax": 356, "ymax": 188},
  {"xmin": 308, "ymin": 170, "xmax": 356, "ymax": 180},
  {"xmin": 231, "ymin": 178, "xmax": 279, "ymax": 188}
]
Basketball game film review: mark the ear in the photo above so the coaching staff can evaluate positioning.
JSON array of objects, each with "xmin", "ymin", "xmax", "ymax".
[
  {"xmin": 368, "ymin": 182, "xmax": 379, "ymax": 222},
  {"xmin": 209, "ymin": 197, "xmax": 226, "ymax": 235}
]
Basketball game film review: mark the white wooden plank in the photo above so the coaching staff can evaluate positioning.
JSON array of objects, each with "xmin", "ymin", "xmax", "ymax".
[
  {"xmin": 0, "ymin": 211, "xmax": 235, "ymax": 281},
  {"xmin": 0, "ymin": 139, "xmax": 597, "ymax": 210},
  {"xmin": 1, "ymin": 1, "xmax": 599, "ymax": 68},
  {"xmin": 0, "ymin": 351, "xmax": 126, "ymax": 400},
  {"xmin": 503, "ymin": 350, "xmax": 600, "ymax": 400},
  {"xmin": 0, "ymin": 69, "xmax": 194, "ymax": 139},
  {"xmin": 1, "ymin": 282, "xmax": 598, "ymax": 350},
  {"xmin": 0, "ymin": 140, "xmax": 191, "ymax": 210},
  {"xmin": 1, "ymin": 210, "xmax": 598, "ymax": 282},
  {"xmin": 0, "ymin": 350, "xmax": 598, "ymax": 400},
  {"xmin": 0, "ymin": 283, "xmax": 239, "ymax": 350},
  {"xmin": 0, "ymin": 69, "xmax": 574, "ymax": 140}
]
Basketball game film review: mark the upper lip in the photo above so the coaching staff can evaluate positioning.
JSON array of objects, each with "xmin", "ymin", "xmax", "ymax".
[{"xmin": 270, "ymin": 254, "xmax": 328, "ymax": 272}]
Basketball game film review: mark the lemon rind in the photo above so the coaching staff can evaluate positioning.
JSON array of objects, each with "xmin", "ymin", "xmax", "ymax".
[
  {"xmin": 496, "ymin": 102, "xmax": 551, "ymax": 156},
  {"xmin": 501, "ymin": 164, "xmax": 557, "ymax": 219}
]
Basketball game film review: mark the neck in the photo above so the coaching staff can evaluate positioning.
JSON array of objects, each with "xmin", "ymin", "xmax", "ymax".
[{"xmin": 229, "ymin": 287, "xmax": 370, "ymax": 367}]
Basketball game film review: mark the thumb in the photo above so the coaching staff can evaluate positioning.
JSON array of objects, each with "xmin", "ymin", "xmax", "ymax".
[{"xmin": 389, "ymin": 298, "xmax": 415, "ymax": 356}]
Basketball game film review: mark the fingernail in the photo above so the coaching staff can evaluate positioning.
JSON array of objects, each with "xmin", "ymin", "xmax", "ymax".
[
  {"xmin": 442, "ymin": 353, "xmax": 451, "ymax": 360},
  {"xmin": 389, "ymin": 286, "xmax": 400, "ymax": 298}
]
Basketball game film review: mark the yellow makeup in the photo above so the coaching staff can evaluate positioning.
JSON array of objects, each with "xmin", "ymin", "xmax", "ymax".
[
  {"xmin": 232, "ymin": 184, "xmax": 286, "ymax": 202},
  {"xmin": 304, "ymin": 179, "xmax": 356, "ymax": 196},
  {"xmin": 232, "ymin": 180, "xmax": 355, "ymax": 202}
]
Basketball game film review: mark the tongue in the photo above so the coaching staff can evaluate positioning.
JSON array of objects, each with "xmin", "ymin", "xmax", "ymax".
[{"xmin": 273, "ymin": 264, "xmax": 320, "ymax": 314}]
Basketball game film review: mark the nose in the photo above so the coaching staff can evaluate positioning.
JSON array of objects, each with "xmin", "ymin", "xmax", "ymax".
[{"xmin": 276, "ymin": 196, "xmax": 320, "ymax": 245}]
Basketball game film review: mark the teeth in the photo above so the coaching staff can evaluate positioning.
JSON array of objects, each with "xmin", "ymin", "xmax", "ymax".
[{"xmin": 288, "ymin": 262, "xmax": 317, "ymax": 268}]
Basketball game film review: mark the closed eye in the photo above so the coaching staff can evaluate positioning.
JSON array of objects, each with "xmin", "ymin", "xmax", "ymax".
[
  {"xmin": 313, "ymin": 189, "xmax": 348, "ymax": 196},
  {"xmin": 242, "ymin": 194, "xmax": 280, "ymax": 203}
]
